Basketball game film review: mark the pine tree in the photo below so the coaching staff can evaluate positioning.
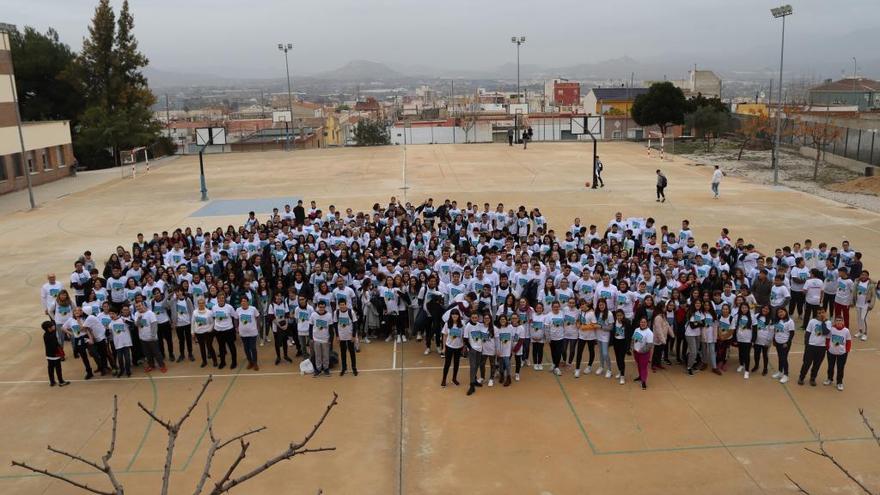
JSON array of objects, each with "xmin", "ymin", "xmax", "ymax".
[{"xmin": 78, "ymin": 0, "xmax": 115, "ymax": 108}]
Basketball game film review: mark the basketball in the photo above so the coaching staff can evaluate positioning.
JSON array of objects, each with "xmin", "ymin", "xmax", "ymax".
[{"xmin": 584, "ymin": 181, "xmax": 591, "ymax": 188}]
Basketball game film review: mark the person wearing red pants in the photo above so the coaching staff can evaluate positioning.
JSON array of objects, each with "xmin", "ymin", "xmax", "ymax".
[
  {"xmin": 632, "ymin": 317, "xmax": 654, "ymax": 390},
  {"xmin": 833, "ymin": 268, "xmax": 854, "ymax": 329}
]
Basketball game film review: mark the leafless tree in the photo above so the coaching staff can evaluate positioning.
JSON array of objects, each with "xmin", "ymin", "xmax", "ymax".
[
  {"xmin": 785, "ymin": 410, "xmax": 879, "ymax": 495},
  {"xmin": 12, "ymin": 376, "xmax": 338, "ymax": 495}
]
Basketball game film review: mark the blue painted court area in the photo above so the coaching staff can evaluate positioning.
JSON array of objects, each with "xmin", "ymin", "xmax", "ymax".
[{"xmin": 189, "ymin": 197, "xmax": 300, "ymax": 217}]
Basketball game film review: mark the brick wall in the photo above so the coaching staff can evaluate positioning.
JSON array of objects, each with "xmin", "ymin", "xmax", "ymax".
[{"xmin": 0, "ymin": 143, "xmax": 74, "ymax": 195}]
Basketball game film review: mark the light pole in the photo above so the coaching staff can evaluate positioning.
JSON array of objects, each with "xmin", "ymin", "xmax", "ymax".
[
  {"xmin": 852, "ymin": 57, "xmax": 858, "ymax": 105},
  {"xmin": 770, "ymin": 5, "xmax": 792, "ymax": 187},
  {"xmin": 1, "ymin": 23, "xmax": 35, "ymax": 209},
  {"xmin": 277, "ymin": 43, "xmax": 294, "ymax": 152},
  {"xmin": 511, "ymin": 35, "xmax": 525, "ymax": 142}
]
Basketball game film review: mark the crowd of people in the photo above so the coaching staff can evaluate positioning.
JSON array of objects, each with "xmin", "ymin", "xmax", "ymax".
[{"xmin": 38, "ymin": 198, "xmax": 876, "ymax": 396}]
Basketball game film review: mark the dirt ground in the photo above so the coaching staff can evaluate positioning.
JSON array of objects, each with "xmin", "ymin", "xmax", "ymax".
[
  {"xmin": 830, "ymin": 176, "xmax": 880, "ymax": 196},
  {"xmin": 1, "ymin": 142, "xmax": 879, "ymax": 495}
]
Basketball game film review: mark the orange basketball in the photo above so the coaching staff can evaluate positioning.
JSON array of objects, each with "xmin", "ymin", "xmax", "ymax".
[{"xmin": 584, "ymin": 181, "xmax": 591, "ymax": 188}]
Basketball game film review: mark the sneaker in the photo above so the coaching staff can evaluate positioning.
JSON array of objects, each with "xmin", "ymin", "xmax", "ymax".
[
  {"xmin": 615, "ymin": 373, "xmax": 621, "ymax": 379},
  {"xmin": 809, "ymin": 379, "xmax": 817, "ymax": 386},
  {"xmin": 353, "ymin": 369, "xmax": 358, "ymax": 376},
  {"xmin": 619, "ymin": 376, "xmax": 625, "ymax": 385},
  {"xmin": 467, "ymin": 385, "xmax": 475, "ymax": 396},
  {"xmin": 553, "ymin": 368, "xmax": 561, "ymax": 376},
  {"xmin": 423, "ymin": 348, "xmax": 431, "ymax": 356},
  {"xmin": 736, "ymin": 365, "xmax": 744, "ymax": 373},
  {"xmin": 779, "ymin": 375, "xmax": 789, "ymax": 384},
  {"xmin": 160, "ymin": 366, "xmax": 167, "ymax": 373},
  {"xmin": 772, "ymin": 371, "xmax": 782, "ymax": 379},
  {"xmin": 417, "ymin": 334, "xmax": 423, "ymax": 341},
  {"xmin": 860, "ymin": 334, "xmax": 867, "ymax": 341},
  {"xmin": 488, "ymin": 379, "xmax": 494, "ymax": 387},
  {"xmin": 259, "ymin": 341, "xmax": 265, "ymax": 347},
  {"xmin": 574, "ymin": 369, "xmax": 581, "ymax": 378},
  {"xmin": 584, "ymin": 365, "xmax": 592, "ymax": 374},
  {"xmin": 595, "ymin": 367, "xmax": 604, "ymax": 376},
  {"xmin": 58, "ymin": 381, "xmax": 70, "ymax": 387},
  {"xmin": 797, "ymin": 379, "xmax": 805, "ymax": 386},
  {"xmin": 437, "ymin": 348, "xmax": 443, "ymax": 355},
  {"xmin": 538, "ymin": 364, "xmax": 544, "ymax": 371},
  {"xmin": 402, "ymin": 336, "xmax": 408, "ymax": 343},
  {"xmin": 744, "ymin": 371, "xmax": 750, "ymax": 379},
  {"xmin": 836, "ymin": 383, "xmax": 844, "ymax": 391},
  {"xmin": 712, "ymin": 368, "xmax": 722, "ymax": 376},
  {"xmin": 176, "ymin": 355, "xmax": 184, "ymax": 363},
  {"xmin": 364, "ymin": 337, "xmax": 372, "ymax": 344},
  {"xmin": 823, "ymin": 379, "xmax": 832, "ymax": 386},
  {"xmin": 323, "ymin": 369, "xmax": 330, "ymax": 376},
  {"xmin": 605, "ymin": 370, "xmax": 612, "ymax": 378},
  {"xmin": 687, "ymin": 369, "xmax": 694, "ymax": 376},
  {"xmin": 641, "ymin": 382, "xmax": 647, "ymax": 390},
  {"xmin": 476, "ymin": 377, "xmax": 483, "ymax": 385},
  {"xmin": 515, "ymin": 373, "xmax": 520, "ymax": 381},
  {"xmin": 533, "ymin": 364, "xmax": 539, "ymax": 371},
  {"xmin": 395, "ymin": 336, "xmax": 402, "ymax": 344},
  {"xmin": 385, "ymin": 336, "xmax": 393, "ymax": 343}
]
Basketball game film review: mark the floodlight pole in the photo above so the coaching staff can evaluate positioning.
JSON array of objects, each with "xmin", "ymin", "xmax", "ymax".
[
  {"xmin": 2, "ymin": 24, "xmax": 36, "ymax": 209},
  {"xmin": 511, "ymin": 36, "xmax": 525, "ymax": 142},
  {"xmin": 279, "ymin": 43, "xmax": 295, "ymax": 152},
  {"xmin": 588, "ymin": 123, "xmax": 598, "ymax": 189},
  {"xmin": 770, "ymin": 5, "xmax": 791, "ymax": 187}
]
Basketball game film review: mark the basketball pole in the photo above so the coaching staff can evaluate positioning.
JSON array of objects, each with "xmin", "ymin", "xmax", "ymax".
[{"xmin": 199, "ymin": 143, "xmax": 209, "ymax": 201}]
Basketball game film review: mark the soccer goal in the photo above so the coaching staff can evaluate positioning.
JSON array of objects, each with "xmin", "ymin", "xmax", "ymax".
[{"xmin": 120, "ymin": 146, "xmax": 150, "ymax": 179}]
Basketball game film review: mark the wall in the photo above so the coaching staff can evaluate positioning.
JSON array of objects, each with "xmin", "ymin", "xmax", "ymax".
[{"xmin": 390, "ymin": 122, "xmax": 493, "ymax": 144}]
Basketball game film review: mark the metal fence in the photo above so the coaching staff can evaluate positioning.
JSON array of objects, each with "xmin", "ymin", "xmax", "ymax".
[{"xmin": 780, "ymin": 118, "xmax": 880, "ymax": 167}]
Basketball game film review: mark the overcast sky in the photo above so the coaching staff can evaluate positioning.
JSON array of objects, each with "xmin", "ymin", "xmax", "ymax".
[{"xmin": 2, "ymin": 0, "xmax": 878, "ymax": 77}]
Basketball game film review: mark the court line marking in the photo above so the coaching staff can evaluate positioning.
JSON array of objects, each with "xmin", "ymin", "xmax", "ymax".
[
  {"xmin": 180, "ymin": 367, "xmax": 242, "ymax": 470},
  {"xmin": 553, "ymin": 375, "xmax": 599, "ymax": 454},
  {"xmin": 126, "ymin": 375, "xmax": 159, "ymax": 470},
  {"xmin": 780, "ymin": 383, "xmax": 819, "ymax": 440}
]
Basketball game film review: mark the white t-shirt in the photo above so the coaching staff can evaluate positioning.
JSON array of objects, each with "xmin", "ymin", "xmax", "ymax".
[
  {"xmin": 236, "ymin": 307, "xmax": 259, "ymax": 337},
  {"xmin": 109, "ymin": 318, "xmax": 132, "ymax": 349},
  {"xmin": 495, "ymin": 325, "xmax": 513, "ymax": 356},
  {"xmin": 806, "ymin": 319, "xmax": 831, "ymax": 346},
  {"xmin": 192, "ymin": 309, "xmax": 214, "ymax": 334},
  {"xmin": 309, "ymin": 311, "xmax": 333, "ymax": 343},
  {"xmin": 827, "ymin": 326, "xmax": 851, "ymax": 355},
  {"xmin": 632, "ymin": 328, "xmax": 654, "ymax": 353},
  {"xmin": 773, "ymin": 318, "xmax": 795, "ymax": 344},
  {"xmin": 711, "ymin": 169, "xmax": 723, "ymax": 184},
  {"xmin": 335, "ymin": 309, "xmax": 358, "ymax": 340},
  {"xmin": 804, "ymin": 278, "xmax": 824, "ymax": 306},
  {"xmin": 465, "ymin": 322, "xmax": 484, "ymax": 352},
  {"xmin": 546, "ymin": 311, "xmax": 566, "ymax": 341},
  {"xmin": 212, "ymin": 304, "xmax": 235, "ymax": 332},
  {"xmin": 578, "ymin": 311, "xmax": 598, "ymax": 340},
  {"xmin": 442, "ymin": 323, "xmax": 464, "ymax": 349}
]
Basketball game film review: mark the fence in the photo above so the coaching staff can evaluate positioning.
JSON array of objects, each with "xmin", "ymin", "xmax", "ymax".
[{"xmin": 779, "ymin": 117, "xmax": 880, "ymax": 167}]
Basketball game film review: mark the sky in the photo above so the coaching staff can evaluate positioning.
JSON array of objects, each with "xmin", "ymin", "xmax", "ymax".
[{"xmin": 2, "ymin": 0, "xmax": 878, "ymax": 78}]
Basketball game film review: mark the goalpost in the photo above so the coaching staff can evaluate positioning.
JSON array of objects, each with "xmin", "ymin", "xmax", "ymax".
[{"xmin": 120, "ymin": 146, "xmax": 150, "ymax": 179}]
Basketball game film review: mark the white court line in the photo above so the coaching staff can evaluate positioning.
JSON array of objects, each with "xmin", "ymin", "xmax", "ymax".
[
  {"xmin": 0, "ymin": 348, "xmax": 874, "ymax": 386},
  {"xmin": 392, "ymin": 340, "xmax": 398, "ymax": 369}
]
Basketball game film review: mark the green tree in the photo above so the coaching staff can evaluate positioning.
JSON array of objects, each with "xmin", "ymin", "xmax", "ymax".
[
  {"xmin": 686, "ymin": 93, "xmax": 728, "ymax": 114},
  {"xmin": 75, "ymin": 0, "xmax": 159, "ymax": 168},
  {"xmin": 353, "ymin": 119, "xmax": 390, "ymax": 146},
  {"xmin": 631, "ymin": 82, "xmax": 687, "ymax": 136},
  {"xmin": 685, "ymin": 105, "xmax": 730, "ymax": 151},
  {"xmin": 9, "ymin": 27, "xmax": 83, "ymax": 122}
]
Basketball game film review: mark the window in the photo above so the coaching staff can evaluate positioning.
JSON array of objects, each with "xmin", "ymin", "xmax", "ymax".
[
  {"xmin": 12, "ymin": 153, "xmax": 23, "ymax": 177},
  {"xmin": 42, "ymin": 149, "xmax": 50, "ymax": 170},
  {"xmin": 56, "ymin": 145, "xmax": 66, "ymax": 167},
  {"xmin": 612, "ymin": 131, "xmax": 622, "ymax": 140},
  {"xmin": 26, "ymin": 151, "xmax": 36, "ymax": 174},
  {"xmin": 0, "ymin": 156, "xmax": 7, "ymax": 181}
]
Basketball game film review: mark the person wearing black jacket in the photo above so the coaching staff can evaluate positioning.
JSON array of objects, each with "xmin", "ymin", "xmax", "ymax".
[
  {"xmin": 43, "ymin": 321, "xmax": 69, "ymax": 387},
  {"xmin": 293, "ymin": 200, "xmax": 306, "ymax": 226}
]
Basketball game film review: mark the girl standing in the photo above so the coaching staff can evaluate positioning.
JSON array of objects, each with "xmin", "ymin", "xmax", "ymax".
[
  {"xmin": 440, "ymin": 309, "xmax": 464, "ymax": 387},
  {"xmin": 631, "ymin": 317, "xmax": 654, "ymax": 390},
  {"xmin": 43, "ymin": 321, "xmax": 68, "ymax": 387},
  {"xmin": 268, "ymin": 292, "xmax": 292, "ymax": 364},
  {"xmin": 562, "ymin": 298, "xmax": 579, "ymax": 369},
  {"xmin": 715, "ymin": 304, "xmax": 734, "ymax": 372},
  {"xmin": 335, "ymin": 299, "xmax": 359, "ymax": 376},
  {"xmin": 547, "ymin": 302, "xmax": 566, "ymax": 376},
  {"xmin": 824, "ymin": 315, "xmax": 851, "ymax": 391},
  {"xmin": 651, "ymin": 301, "xmax": 674, "ymax": 371},
  {"xmin": 192, "ymin": 297, "xmax": 217, "ymax": 368},
  {"xmin": 685, "ymin": 300, "xmax": 705, "ymax": 376},
  {"xmin": 529, "ymin": 302, "xmax": 546, "ymax": 371},
  {"xmin": 611, "ymin": 309, "xmax": 629, "ymax": 384},
  {"xmin": 236, "ymin": 297, "xmax": 260, "ymax": 371},
  {"xmin": 495, "ymin": 315, "xmax": 513, "ymax": 386},
  {"xmin": 481, "ymin": 313, "xmax": 497, "ymax": 386},
  {"xmin": 108, "ymin": 309, "xmax": 132, "ymax": 378},
  {"xmin": 772, "ymin": 308, "xmax": 795, "ymax": 383},
  {"xmin": 752, "ymin": 305, "xmax": 773, "ymax": 376},
  {"xmin": 735, "ymin": 302, "xmax": 755, "ymax": 379},
  {"xmin": 701, "ymin": 303, "xmax": 720, "ymax": 375},
  {"xmin": 465, "ymin": 312, "xmax": 483, "ymax": 396},
  {"xmin": 595, "ymin": 299, "xmax": 613, "ymax": 378},
  {"xmin": 212, "ymin": 293, "xmax": 237, "ymax": 370},
  {"xmin": 511, "ymin": 313, "xmax": 526, "ymax": 381},
  {"xmin": 575, "ymin": 300, "xmax": 598, "ymax": 377}
]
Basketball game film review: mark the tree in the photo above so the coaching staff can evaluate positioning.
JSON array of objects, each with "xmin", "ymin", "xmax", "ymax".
[
  {"xmin": 686, "ymin": 105, "xmax": 730, "ymax": 151},
  {"xmin": 353, "ymin": 119, "xmax": 390, "ymax": 146},
  {"xmin": 792, "ymin": 114, "xmax": 843, "ymax": 180},
  {"xmin": 631, "ymin": 82, "xmax": 687, "ymax": 136},
  {"xmin": 686, "ymin": 92, "xmax": 728, "ymax": 114},
  {"xmin": 735, "ymin": 112, "xmax": 774, "ymax": 160},
  {"xmin": 74, "ymin": 0, "xmax": 159, "ymax": 168},
  {"xmin": 12, "ymin": 376, "xmax": 338, "ymax": 495},
  {"xmin": 9, "ymin": 27, "xmax": 84, "ymax": 122}
]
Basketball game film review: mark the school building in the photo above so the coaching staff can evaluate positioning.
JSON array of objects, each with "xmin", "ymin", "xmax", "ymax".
[{"xmin": 0, "ymin": 27, "xmax": 75, "ymax": 195}]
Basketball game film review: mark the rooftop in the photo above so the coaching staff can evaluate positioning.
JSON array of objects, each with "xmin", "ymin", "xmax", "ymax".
[
  {"xmin": 589, "ymin": 87, "xmax": 649, "ymax": 101},
  {"xmin": 810, "ymin": 78, "xmax": 880, "ymax": 92}
]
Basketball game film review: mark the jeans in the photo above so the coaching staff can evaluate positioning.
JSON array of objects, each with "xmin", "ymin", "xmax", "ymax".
[
  {"xmin": 711, "ymin": 182, "xmax": 720, "ymax": 197},
  {"xmin": 701, "ymin": 342, "xmax": 717, "ymax": 369},
  {"xmin": 47, "ymin": 359, "xmax": 64, "ymax": 384},
  {"xmin": 598, "ymin": 341, "xmax": 611, "ymax": 370},
  {"xmin": 298, "ymin": 335, "xmax": 312, "ymax": 358},
  {"xmin": 774, "ymin": 341, "xmax": 790, "ymax": 375},
  {"xmin": 115, "ymin": 347, "xmax": 132, "ymax": 376},
  {"xmin": 313, "ymin": 341, "xmax": 330, "ymax": 372},
  {"xmin": 575, "ymin": 339, "xmax": 595, "ymax": 369},
  {"xmin": 339, "ymin": 340, "xmax": 357, "ymax": 371},
  {"xmin": 826, "ymin": 352, "xmax": 847, "ymax": 384},
  {"xmin": 685, "ymin": 335, "xmax": 701, "ymax": 370},
  {"xmin": 273, "ymin": 329, "xmax": 290, "ymax": 359},
  {"xmin": 242, "ymin": 336, "xmax": 257, "ymax": 365},
  {"xmin": 468, "ymin": 346, "xmax": 481, "ymax": 385},
  {"xmin": 142, "ymin": 340, "xmax": 164, "ymax": 369},
  {"xmin": 564, "ymin": 338, "xmax": 578, "ymax": 364},
  {"xmin": 656, "ymin": 185, "xmax": 666, "ymax": 200},
  {"xmin": 799, "ymin": 344, "xmax": 826, "ymax": 381},
  {"xmin": 158, "ymin": 321, "xmax": 174, "ymax": 359},
  {"xmin": 196, "ymin": 332, "xmax": 217, "ymax": 365},
  {"xmin": 73, "ymin": 337, "xmax": 94, "ymax": 376},
  {"xmin": 442, "ymin": 346, "xmax": 461, "ymax": 382},
  {"xmin": 802, "ymin": 303, "xmax": 820, "ymax": 330},
  {"xmin": 499, "ymin": 356, "xmax": 511, "ymax": 380},
  {"xmin": 753, "ymin": 344, "xmax": 769, "ymax": 371},
  {"xmin": 176, "ymin": 324, "xmax": 193, "ymax": 358},
  {"xmin": 789, "ymin": 291, "xmax": 805, "ymax": 318}
]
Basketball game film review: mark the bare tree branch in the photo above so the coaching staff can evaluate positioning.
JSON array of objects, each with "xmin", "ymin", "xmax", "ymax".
[
  {"xmin": 212, "ymin": 439, "xmax": 250, "ymax": 493},
  {"xmin": 784, "ymin": 473, "xmax": 811, "ymax": 494},
  {"xmin": 859, "ymin": 408, "xmax": 880, "ymax": 448},
  {"xmin": 10, "ymin": 461, "xmax": 114, "ymax": 495},
  {"xmin": 804, "ymin": 436, "xmax": 873, "ymax": 495},
  {"xmin": 101, "ymin": 395, "xmax": 124, "ymax": 494},
  {"xmin": 207, "ymin": 392, "xmax": 339, "ymax": 495},
  {"xmin": 137, "ymin": 402, "xmax": 172, "ymax": 430},
  {"xmin": 217, "ymin": 427, "xmax": 266, "ymax": 450},
  {"xmin": 46, "ymin": 446, "xmax": 104, "ymax": 473}
]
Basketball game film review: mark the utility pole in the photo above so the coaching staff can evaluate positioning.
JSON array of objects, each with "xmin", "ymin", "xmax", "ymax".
[
  {"xmin": 278, "ymin": 43, "xmax": 294, "ymax": 151},
  {"xmin": 770, "ymin": 4, "xmax": 793, "ymax": 187},
  {"xmin": 451, "ymin": 79, "xmax": 455, "ymax": 144},
  {"xmin": 1, "ymin": 23, "xmax": 36, "ymax": 209},
  {"xmin": 511, "ymin": 36, "xmax": 526, "ymax": 143}
]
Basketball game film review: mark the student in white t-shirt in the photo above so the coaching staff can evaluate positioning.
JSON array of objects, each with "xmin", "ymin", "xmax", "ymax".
[
  {"xmin": 799, "ymin": 307, "xmax": 830, "ymax": 386},
  {"xmin": 801, "ymin": 269, "xmax": 825, "ymax": 333},
  {"xmin": 192, "ymin": 297, "xmax": 217, "ymax": 368},
  {"xmin": 510, "ymin": 313, "xmax": 527, "ymax": 382},
  {"xmin": 236, "ymin": 298, "xmax": 260, "ymax": 371},
  {"xmin": 594, "ymin": 299, "xmax": 613, "ymax": 378},
  {"xmin": 464, "ymin": 312, "xmax": 483, "ymax": 396},
  {"xmin": 575, "ymin": 300, "xmax": 599, "ymax": 377},
  {"xmin": 529, "ymin": 303, "xmax": 546, "ymax": 371},
  {"xmin": 135, "ymin": 301, "xmax": 165, "ymax": 372},
  {"xmin": 108, "ymin": 309, "xmax": 133, "ymax": 377},
  {"xmin": 853, "ymin": 270, "xmax": 873, "ymax": 341},
  {"xmin": 212, "ymin": 293, "xmax": 237, "ymax": 370},
  {"xmin": 824, "ymin": 316, "xmax": 852, "ymax": 391},
  {"xmin": 480, "ymin": 313, "xmax": 497, "ymax": 387},
  {"xmin": 309, "ymin": 301, "xmax": 334, "ymax": 377},
  {"xmin": 631, "ymin": 317, "xmax": 654, "ymax": 390},
  {"xmin": 711, "ymin": 165, "xmax": 724, "ymax": 198},
  {"xmin": 495, "ymin": 314, "xmax": 514, "ymax": 386},
  {"xmin": 268, "ymin": 292, "xmax": 292, "ymax": 365},
  {"xmin": 61, "ymin": 307, "xmax": 98, "ymax": 380},
  {"xmin": 335, "ymin": 300, "xmax": 359, "ymax": 376},
  {"xmin": 440, "ymin": 309, "xmax": 465, "ymax": 387},
  {"xmin": 772, "ymin": 308, "xmax": 795, "ymax": 384}
]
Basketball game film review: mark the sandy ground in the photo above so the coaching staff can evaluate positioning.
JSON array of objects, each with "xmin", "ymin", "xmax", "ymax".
[
  {"xmin": 680, "ymin": 146, "xmax": 880, "ymax": 213},
  {"xmin": 1, "ymin": 142, "xmax": 879, "ymax": 495}
]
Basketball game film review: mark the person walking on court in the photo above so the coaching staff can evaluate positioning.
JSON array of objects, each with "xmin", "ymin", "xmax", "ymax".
[
  {"xmin": 711, "ymin": 165, "xmax": 724, "ymax": 199},
  {"xmin": 656, "ymin": 169, "xmax": 667, "ymax": 202},
  {"xmin": 507, "ymin": 129, "xmax": 514, "ymax": 146},
  {"xmin": 522, "ymin": 129, "xmax": 529, "ymax": 150},
  {"xmin": 594, "ymin": 156, "xmax": 605, "ymax": 187}
]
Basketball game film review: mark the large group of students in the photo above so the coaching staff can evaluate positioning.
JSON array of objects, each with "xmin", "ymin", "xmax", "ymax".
[{"xmin": 38, "ymin": 198, "xmax": 876, "ymax": 396}]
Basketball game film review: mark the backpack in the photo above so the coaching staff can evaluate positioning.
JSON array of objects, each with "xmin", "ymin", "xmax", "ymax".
[{"xmin": 660, "ymin": 175, "xmax": 668, "ymax": 188}]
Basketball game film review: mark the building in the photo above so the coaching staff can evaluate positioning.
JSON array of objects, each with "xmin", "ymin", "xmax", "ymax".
[
  {"xmin": 648, "ymin": 70, "xmax": 723, "ymax": 99},
  {"xmin": 582, "ymin": 87, "xmax": 649, "ymax": 116},
  {"xmin": 0, "ymin": 27, "xmax": 74, "ymax": 195},
  {"xmin": 544, "ymin": 78, "xmax": 580, "ymax": 107},
  {"xmin": 808, "ymin": 78, "xmax": 880, "ymax": 112},
  {"xmin": 733, "ymin": 103, "xmax": 769, "ymax": 117}
]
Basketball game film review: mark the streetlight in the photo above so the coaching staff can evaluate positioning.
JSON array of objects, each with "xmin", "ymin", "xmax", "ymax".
[
  {"xmin": 770, "ymin": 4, "xmax": 792, "ymax": 186},
  {"xmin": 277, "ymin": 43, "xmax": 294, "ymax": 152},
  {"xmin": 511, "ymin": 35, "xmax": 525, "ymax": 142},
  {"xmin": 0, "ymin": 23, "xmax": 35, "ymax": 209}
]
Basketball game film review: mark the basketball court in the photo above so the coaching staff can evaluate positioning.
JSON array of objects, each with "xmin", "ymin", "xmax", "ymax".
[{"xmin": 0, "ymin": 141, "xmax": 878, "ymax": 494}]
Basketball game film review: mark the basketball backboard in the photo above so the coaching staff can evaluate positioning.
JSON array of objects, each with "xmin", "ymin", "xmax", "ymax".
[
  {"xmin": 196, "ymin": 127, "xmax": 227, "ymax": 145},
  {"xmin": 570, "ymin": 115, "xmax": 602, "ymax": 136}
]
